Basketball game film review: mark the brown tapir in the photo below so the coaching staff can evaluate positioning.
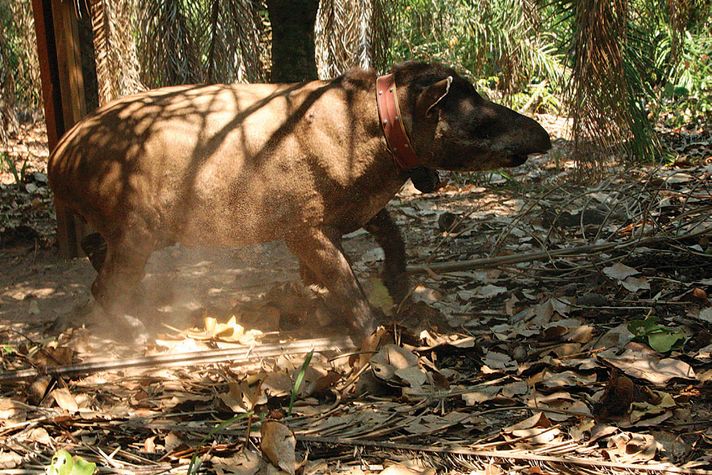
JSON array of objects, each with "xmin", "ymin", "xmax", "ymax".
[{"xmin": 48, "ymin": 61, "xmax": 551, "ymax": 338}]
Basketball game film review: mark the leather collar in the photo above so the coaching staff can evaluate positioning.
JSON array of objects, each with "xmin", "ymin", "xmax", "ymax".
[{"xmin": 376, "ymin": 73, "xmax": 420, "ymax": 170}]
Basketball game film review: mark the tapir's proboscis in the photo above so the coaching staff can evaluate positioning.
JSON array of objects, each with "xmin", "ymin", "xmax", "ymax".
[{"xmin": 48, "ymin": 62, "xmax": 551, "ymax": 338}]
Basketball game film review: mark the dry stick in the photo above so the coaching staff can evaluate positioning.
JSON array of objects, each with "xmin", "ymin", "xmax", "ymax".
[
  {"xmin": 0, "ymin": 336, "xmax": 356, "ymax": 383},
  {"xmin": 296, "ymin": 436, "xmax": 712, "ymax": 475},
  {"xmin": 406, "ymin": 228, "xmax": 711, "ymax": 275}
]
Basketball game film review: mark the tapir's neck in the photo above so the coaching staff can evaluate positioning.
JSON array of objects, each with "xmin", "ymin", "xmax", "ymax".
[{"xmin": 314, "ymin": 79, "xmax": 409, "ymax": 232}]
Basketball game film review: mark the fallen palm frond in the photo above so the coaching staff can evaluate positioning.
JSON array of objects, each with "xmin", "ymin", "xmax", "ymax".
[{"xmin": 297, "ymin": 436, "xmax": 712, "ymax": 475}]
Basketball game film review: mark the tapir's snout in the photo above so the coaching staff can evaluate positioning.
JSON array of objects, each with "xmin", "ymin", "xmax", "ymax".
[
  {"xmin": 494, "ymin": 104, "xmax": 552, "ymax": 167},
  {"xmin": 526, "ymin": 116, "xmax": 552, "ymax": 154}
]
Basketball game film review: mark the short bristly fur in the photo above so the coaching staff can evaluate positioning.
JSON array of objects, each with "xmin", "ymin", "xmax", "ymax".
[{"xmin": 48, "ymin": 61, "xmax": 551, "ymax": 338}]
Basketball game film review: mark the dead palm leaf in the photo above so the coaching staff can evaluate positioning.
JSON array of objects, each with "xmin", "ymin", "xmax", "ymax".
[{"xmin": 89, "ymin": 0, "xmax": 144, "ymax": 105}]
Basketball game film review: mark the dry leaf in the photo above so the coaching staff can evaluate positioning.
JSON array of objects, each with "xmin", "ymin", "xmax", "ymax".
[
  {"xmin": 601, "ymin": 349, "xmax": 696, "ymax": 384},
  {"xmin": 604, "ymin": 432, "xmax": 658, "ymax": 462},
  {"xmin": 51, "ymin": 388, "xmax": 78, "ymax": 412},
  {"xmin": 603, "ymin": 263, "xmax": 639, "ymax": 281},
  {"xmin": 622, "ymin": 276, "xmax": 650, "ymax": 293},
  {"xmin": 482, "ymin": 351, "xmax": 516, "ymax": 371},
  {"xmin": 164, "ymin": 432, "xmax": 183, "ymax": 453},
  {"xmin": 629, "ymin": 391, "xmax": 676, "ymax": 424},
  {"xmin": 472, "ymin": 284, "xmax": 508, "ymax": 299},
  {"xmin": 0, "ymin": 398, "xmax": 26, "ymax": 422},
  {"xmin": 462, "ymin": 385, "xmax": 500, "ymax": 405},
  {"xmin": 0, "ymin": 451, "xmax": 22, "ymax": 469},
  {"xmin": 220, "ymin": 381, "xmax": 266, "ymax": 413},
  {"xmin": 698, "ymin": 307, "xmax": 712, "ymax": 323},
  {"xmin": 380, "ymin": 464, "xmax": 435, "ymax": 475},
  {"xmin": 412, "ymin": 285, "xmax": 441, "ymax": 304},
  {"xmin": 211, "ymin": 450, "xmax": 262, "ymax": 475},
  {"xmin": 504, "ymin": 412, "xmax": 552, "ymax": 432},
  {"xmin": 260, "ymin": 421, "xmax": 297, "ymax": 475},
  {"xmin": 371, "ymin": 344, "xmax": 421, "ymax": 385}
]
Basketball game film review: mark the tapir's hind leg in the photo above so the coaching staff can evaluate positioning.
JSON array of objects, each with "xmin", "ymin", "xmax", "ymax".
[
  {"xmin": 90, "ymin": 231, "xmax": 154, "ymax": 316},
  {"xmin": 81, "ymin": 232, "xmax": 108, "ymax": 272}
]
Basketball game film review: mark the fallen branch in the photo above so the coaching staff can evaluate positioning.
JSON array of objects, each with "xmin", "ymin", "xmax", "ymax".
[
  {"xmin": 0, "ymin": 336, "xmax": 355, "ymax": 383},
  {"xmin": 407, "ymin": 228, "xmax": 711, "ymax": 274}
]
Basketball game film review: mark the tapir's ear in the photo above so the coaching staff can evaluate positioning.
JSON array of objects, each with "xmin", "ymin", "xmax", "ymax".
[{"xmin": 417, "ymin": 76, "xmax": 453, "ymax": 119}]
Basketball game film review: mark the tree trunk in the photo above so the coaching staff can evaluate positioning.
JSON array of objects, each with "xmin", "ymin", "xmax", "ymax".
[{"xmin": 266, "ymin": 0, "xmax": 319, "ymax": 82}]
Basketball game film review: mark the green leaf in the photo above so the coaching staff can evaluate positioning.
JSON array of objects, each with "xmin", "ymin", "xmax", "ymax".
[
  {"xmin": 628, "ymin": 316, "xmax": 686, "ymax": 353},
  {"xmin": 628, "ymin": 316, "xmax": 659, "ymax": 336},
  {"xmin": 47, "ymin": 450, "xmax": 96, "ymax": 475},
  {"xmin": 288, "ymin": 350, "xmax": 314, "ymax": 416},
  {"xmin": 647, "ymin": 331, "xmax": 685, "ymax": 353}
]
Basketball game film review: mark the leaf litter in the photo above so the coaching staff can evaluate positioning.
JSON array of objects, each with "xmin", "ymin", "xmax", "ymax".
[{"xmin": 1, "ymin": 128, "xmax": 712, "ymax": 473}]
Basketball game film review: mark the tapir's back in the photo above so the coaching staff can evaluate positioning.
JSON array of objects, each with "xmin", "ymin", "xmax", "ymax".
[{"xmin": 47, "ymin": 80, "xmax": 348, "ymax": 245}]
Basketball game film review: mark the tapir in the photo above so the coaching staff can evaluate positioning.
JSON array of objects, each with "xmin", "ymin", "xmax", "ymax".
[{"xmin": 48, "ymin": 61, "xmax": 551, "ymax": 337}]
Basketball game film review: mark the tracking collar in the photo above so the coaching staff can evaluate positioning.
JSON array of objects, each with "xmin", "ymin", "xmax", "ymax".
[{"xmin": 375, "ymin": 73, "xmax": 420, "ymax": 170}]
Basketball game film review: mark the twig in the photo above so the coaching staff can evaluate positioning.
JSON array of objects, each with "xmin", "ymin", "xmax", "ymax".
[{"xmin": 406, "ymin": 228, "xmax": 711, "ymax": 274}]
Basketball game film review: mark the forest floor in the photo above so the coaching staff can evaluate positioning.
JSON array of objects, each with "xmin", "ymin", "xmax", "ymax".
[{"xmin": 1, "ymin": 117, "xmax": 712, "ymax": 474}]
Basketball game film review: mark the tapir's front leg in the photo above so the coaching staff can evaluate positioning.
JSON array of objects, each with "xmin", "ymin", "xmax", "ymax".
[
  {"xmin": 286, "ymin": 227, "xmax": 377, "ymax": 338},
  {"xmin": 364, "ymin": 209, "xmax": 409, "ymax": 303}
]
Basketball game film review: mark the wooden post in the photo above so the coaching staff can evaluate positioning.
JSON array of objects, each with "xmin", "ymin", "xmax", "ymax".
[{"xmin": 31, "ymin": 0, "xmax": 93, "ymax": 257}]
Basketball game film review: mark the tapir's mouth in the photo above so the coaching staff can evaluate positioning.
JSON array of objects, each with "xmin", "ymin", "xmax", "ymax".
[
  {"xmin": 508, "ymin": 149, "xmax": 549, "ymax": 167},
  {"xmin": 509, "ymin": 154, "xmax": 529, "ymax": 166}
]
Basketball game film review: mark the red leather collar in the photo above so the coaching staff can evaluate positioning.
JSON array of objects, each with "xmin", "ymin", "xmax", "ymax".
[{"xmin": 376, "ymin": 73, "xmax": 420, "ymax": 170}]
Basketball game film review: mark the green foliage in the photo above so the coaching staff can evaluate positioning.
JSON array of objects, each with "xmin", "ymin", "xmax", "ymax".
[
  {"xmin": 655, "ymin": 29, "xmax": 711, "ymax": 128},
  {"xmin": 1, "ymin": 151, "xmax": 29, "ymax": 188},
  {"xmin": 628, "ymin": 316, "xmax": 686, "ymax": 353},
  {"xmin": 0, "ymin": 0, "xmax": 41, "ymax": 110},
  {"xmin": 1, "ymin": 0, "xmax": 710, "ymax": 162},
  {"xmin": 390, "ymin": 0, "xmax": 710, "ymax": 162},
  {"xmin": 388, "ymin": 0, "xmax": 565, "ymax": 113},
  {"xmin": 47, "ymin": 450, "xmax": 96, "ymax": 475},
  {"xmin": 288, "ymin": 350, "xmax": 314, "ymax": 416}
]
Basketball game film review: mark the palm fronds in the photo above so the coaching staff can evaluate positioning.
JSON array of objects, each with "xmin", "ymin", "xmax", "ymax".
[
  {"xmin": 205, "ymin": 0, "xmax": 267, "ymax": 84},
  {"xmin": 315, "ymin": 0, "xmax": 395, "ymax": 77},
  {"xmin": 89, "ymin": 0, "xmax": 144, "ymax": 105},
  {"xmin": 133, "ymin": 0, "xmax": 268, "ymax": 87},
  {"xmin": 386, "ymin": 0, "xmax": 564, "ymax": 110},
  {"xmin": 552, "ymin": 0, "xmax": 661, "ymax": 165},
  {"xmin": 137, "ymin": 0, "xmax": 204, "ymax": 87}
]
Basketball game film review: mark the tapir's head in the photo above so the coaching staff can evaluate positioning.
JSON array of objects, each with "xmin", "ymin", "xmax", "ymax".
[{"xmin": 394, "ymin": 62, "xmax": 551, "ymax": 171}]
